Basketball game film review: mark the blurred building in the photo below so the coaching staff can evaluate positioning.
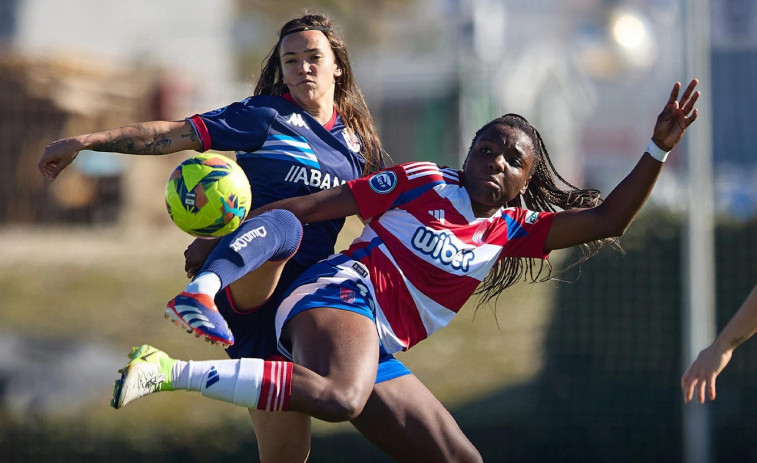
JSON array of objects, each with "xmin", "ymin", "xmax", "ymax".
[
  {"xmin": 1, "ymin": 0, "xmax": 238, "ymax": 227},
  {"xmin": 0, "ymin": 54, "xmax": 152, "ymax": 224},
  {"xmin": 355, "ymin": 0, "xmax": 684, "ymax": 194},
  {"xmin": 711, "ymin": 0, "xmax": 757, "ymax": 218}
]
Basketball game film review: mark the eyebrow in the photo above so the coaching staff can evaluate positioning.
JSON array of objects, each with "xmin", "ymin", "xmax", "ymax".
[
  {"xmin": 281, "ymin": 47, "xmax": 323, "ymax": 57},
  {"xmin": 479, "ymin": 135, "xmax": 526, "ymax": 157}
]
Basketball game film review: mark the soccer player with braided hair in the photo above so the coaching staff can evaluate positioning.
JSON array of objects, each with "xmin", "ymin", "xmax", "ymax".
[
  {"xmin": 472, "ymin": 113, "xmax": 612, "ymax": 303},
  {"xmin": 113, "ymin": 79, "xmax": 699, "ymax": 462}
]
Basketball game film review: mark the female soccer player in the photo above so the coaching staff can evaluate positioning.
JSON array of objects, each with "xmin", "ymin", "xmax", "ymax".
[
  {"xmin": 682, "ymin": 283, "xmax": 757, "ymax": 404},
  {"xmin": 38, "ymin": 11, "xmax": 411, "ymax": 463},
  {"xmin": 112, "ymin": 80, "xmax": 700, "ymax": 462}
]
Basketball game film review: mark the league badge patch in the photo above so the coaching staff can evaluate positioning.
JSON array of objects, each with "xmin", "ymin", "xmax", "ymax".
[{"xmin": 369, "ymin": 171, "xmax": 397, "ymax": 194}]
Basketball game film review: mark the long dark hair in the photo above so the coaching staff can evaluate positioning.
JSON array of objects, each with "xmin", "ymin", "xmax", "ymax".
[
  {"xmin": 471, "ymin": 113, "xmax": 620, "ymax": 305},
  {"xmin": 254, "ymin": 12, "xmax": 385, "ymax": 175}
]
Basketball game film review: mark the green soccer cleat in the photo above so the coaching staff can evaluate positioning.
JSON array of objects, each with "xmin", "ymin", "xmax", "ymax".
[{"xmin": 111, "ymin": 344, "xmax": 177, "ymax": 409}]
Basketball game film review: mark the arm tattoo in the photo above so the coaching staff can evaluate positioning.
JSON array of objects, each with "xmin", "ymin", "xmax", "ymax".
[
  {"xmin": 181, "ymin": 130, "xmax": 198, "ymax": 143},
  {"xmin": 92, "ymin": 124, "xmax": 187, "ymax": 155}
]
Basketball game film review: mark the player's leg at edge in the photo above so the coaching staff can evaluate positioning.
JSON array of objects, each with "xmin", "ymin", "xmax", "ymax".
[
  {"xmin": 352, "ymin": 374, "xmax": 483, "ymax": 463},
  {"xmin": 164, "ymin": 209, "xmax": 304, "ymax": 347}
]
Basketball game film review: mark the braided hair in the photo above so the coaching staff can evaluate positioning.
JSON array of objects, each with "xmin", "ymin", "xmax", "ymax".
[
  {"xmin": 471, "ymin": 113, "xmax": 620, "ymax": 305},
  {"xmin": 254, "ymin": 11, "xmax": 386, "ymax": 175}
]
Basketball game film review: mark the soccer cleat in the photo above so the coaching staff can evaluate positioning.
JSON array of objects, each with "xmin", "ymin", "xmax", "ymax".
[
  {"xmin": 165, "ymin": 291, "xmax": 234, "ymax": 347},
  {"xmin": 111, "ymin": 345, "xmax": 176, "ymax": 409}
]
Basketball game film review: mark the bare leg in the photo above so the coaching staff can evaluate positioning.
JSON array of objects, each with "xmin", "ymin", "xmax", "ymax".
[
  {"xmin": 227, "ymin": 260, "xmax": 288, "ymax": 311},
  {"xmin": 230, "ymin": 259, "xmax": 313, "ymax": 462},
  {"xmin": 250, "ymin": 409, "xmax": 312, "ymax": 463},
  {"xmin": 285, "ymin": 307, "xmax": 380, "ymax": 422},
  {"xmin": 352, "ymin": 374, "xmax": 482, "ymax": 463}
]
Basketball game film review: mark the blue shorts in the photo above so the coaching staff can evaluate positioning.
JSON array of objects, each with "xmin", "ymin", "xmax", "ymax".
[
  {"xmin": 216, "ymin": 258, "xmax": 410, "ymax": 384},
  {"xmin": 276, "ymin": 255, "xmax": 411, "ymax": 383}
]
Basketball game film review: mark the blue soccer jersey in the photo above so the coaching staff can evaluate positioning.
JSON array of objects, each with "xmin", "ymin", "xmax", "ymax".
[{"xmin": 187, "ymin": 93, "xmax": 367, "ymax": 267}]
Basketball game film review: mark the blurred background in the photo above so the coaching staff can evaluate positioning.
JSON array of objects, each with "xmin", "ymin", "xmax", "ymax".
[{"xmin": 1, "ymin": 0, "xmax": 756, "ymax": 461}]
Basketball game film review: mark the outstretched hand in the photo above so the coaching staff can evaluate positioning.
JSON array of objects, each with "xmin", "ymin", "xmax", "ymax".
[
  {"xmin": 652, "ymin": 79, "xmax": 700, "ymax": 152},
  {"xmin": 38, "ymin": 137, "xmax": 83, "ymax": 182},
  {"xmin": 681, "ymin": 343, "xmax": 732, "ymax": 404}
]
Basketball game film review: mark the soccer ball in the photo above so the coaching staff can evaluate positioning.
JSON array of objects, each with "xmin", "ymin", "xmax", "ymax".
[{"xmin": 165, "ymin": 153, "xmax": 252, "ymax": 238}]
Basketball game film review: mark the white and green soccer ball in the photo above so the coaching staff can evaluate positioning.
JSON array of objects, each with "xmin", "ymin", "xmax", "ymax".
[{"xmin": 165, "ymin": 153, "xmax": 252, "ymax": 238}]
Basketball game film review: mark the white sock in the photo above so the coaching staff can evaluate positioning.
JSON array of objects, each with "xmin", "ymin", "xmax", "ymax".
[
  {"xmin": 168, "ymin": 358, "xmax": 292, "ymax": 411},
  {"xmin": 170, "ymin": 360, "xmax": 193, "ymax": 390},
  {"xmin": 184, "ymin": 272, "xmax": 222, "ymax": 296},
  {"xmin": 169, "ymin": 358, "xmax": 264, "ymax": 408}
]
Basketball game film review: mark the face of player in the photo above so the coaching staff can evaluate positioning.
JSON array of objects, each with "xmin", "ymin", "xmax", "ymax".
[
  {"xmin": 462, "ymin": 124, "xmax": 536, "ymax": 218},
  {"xmin": 280, "ymin": 30, "xmax": 343, "ymax": 109}
]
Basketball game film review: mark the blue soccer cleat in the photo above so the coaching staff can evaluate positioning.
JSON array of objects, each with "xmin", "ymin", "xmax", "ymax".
[{"xmin": 165, "ymin": 291, "xmax": 234, "ymax": 347}]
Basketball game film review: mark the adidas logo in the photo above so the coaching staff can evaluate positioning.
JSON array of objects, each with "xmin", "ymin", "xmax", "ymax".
[
  {"xmin": 205, "ymin": 366, "xmax": 219, "ymax": 388},
  {"xmin": 286, "ymin": 113, "xmax": 309, "ymax": 129},
  {"xmin": 176, "ymin": 305, "xmax": 215, "ymax": 329},
  {"xmin": 429, "ymin": 209, "xmax": 445, "ymax": 223}
]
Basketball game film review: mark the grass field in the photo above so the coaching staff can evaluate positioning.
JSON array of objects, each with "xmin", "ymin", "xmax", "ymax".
[{"xmin": 0, "ymin": 219, "xmax": 558, "ymax": 459}]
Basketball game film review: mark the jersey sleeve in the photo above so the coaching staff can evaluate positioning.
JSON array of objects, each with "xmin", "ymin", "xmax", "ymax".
[
  {"xmin": 186, "ymin": 98, "xmax": 276, "ymax": 153},
  {"xmin": 494, "ymin": 208, "xmax": 556, "ymax": 259},
  {"xmin": 347, "ymin": 162, "xmax": 451, "ymax": 220},
  {"xmin": 346, "ymin": 164, "xmax": 410, "ymax": 220}
]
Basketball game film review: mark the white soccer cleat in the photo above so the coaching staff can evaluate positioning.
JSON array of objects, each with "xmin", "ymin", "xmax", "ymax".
[{"xmin": 111, "ymin": 344, "xmax": 176, "ymax": 409}]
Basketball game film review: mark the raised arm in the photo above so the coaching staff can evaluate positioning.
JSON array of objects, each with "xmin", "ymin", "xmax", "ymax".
[
  {"xmin": 38, "ymin": 120, "xmax": 201, "ymax": 181},
  {"xmin": 544, "ymin": 79, "xmax": 700, "ymax": 251},
  {"xmin": 682, "ymin": 284, "xmax": 757, "ymax": 404}
]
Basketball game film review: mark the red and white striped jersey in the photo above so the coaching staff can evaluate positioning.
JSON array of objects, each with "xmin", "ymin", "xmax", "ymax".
[{"xmin": 344, "ymin": 162, "xmax": 556, "ymax": 351}]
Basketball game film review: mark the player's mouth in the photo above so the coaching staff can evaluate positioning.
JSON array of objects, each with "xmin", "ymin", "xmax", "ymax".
[{"xmin": 482, "ymin": 177, "xmax": 501, "ymax": 191}]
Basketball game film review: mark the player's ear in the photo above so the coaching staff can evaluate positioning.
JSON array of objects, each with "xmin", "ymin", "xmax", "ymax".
[
  {"xmin": 519, "ymin": 176, "xmax": 532, "ymax": 195},
  {"xmin": 462, "ymin": 152, "xmax": 470, "ymax": 170},
  {"xmin": 334, "ymin": 67, "xmax": 343, "ymax": 78}
]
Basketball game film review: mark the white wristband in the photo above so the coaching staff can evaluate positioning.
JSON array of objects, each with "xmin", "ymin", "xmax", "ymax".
[{"xmin": 645, "ymin": 139, "xmax": 670, "ymax": 163}]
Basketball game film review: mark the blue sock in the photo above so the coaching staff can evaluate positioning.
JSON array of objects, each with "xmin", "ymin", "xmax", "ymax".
[{"xmin": 199, "ymin": 209, "xmax": 303, "ymax": 289}]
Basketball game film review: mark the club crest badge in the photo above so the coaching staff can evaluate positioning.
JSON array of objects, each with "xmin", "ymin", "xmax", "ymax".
[
  {"xmin": 340, "ymin": 286, "xmax": 355, "ymax": 304},
  {"xmin": 472, "ymin": 222, "xmax": 489, "ymax": 245},
  {"xmin": 342, "ymin": 128, "xmax": 361, "ymax": 153}
]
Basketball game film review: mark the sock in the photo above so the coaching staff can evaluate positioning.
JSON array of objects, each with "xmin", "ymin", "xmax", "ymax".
[
  {"xmin": 169, "ymin": 358, "xmax": 293, "ymax": 411},
  {"xmin": 184, "ymin": 272, "xmax": 222, "ymax": 296},
  {"xmin": 194, "ymin": 209, "xmax": 303, "ymax": 292}
]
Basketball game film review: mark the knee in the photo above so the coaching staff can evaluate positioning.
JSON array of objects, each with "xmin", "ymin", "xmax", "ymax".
[
  {"xmin": 324, "ymin": 384, "xmax": 371, "ymax": 422},
  {"xmin": 262, "ymin": 209, "xmax": 303, "ymax": 238}
]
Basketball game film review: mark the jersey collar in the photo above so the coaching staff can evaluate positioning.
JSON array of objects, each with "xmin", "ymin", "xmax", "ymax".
[{"xmin": 283, "ymin": 92, "xmax": 338, "ymax": 130}]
